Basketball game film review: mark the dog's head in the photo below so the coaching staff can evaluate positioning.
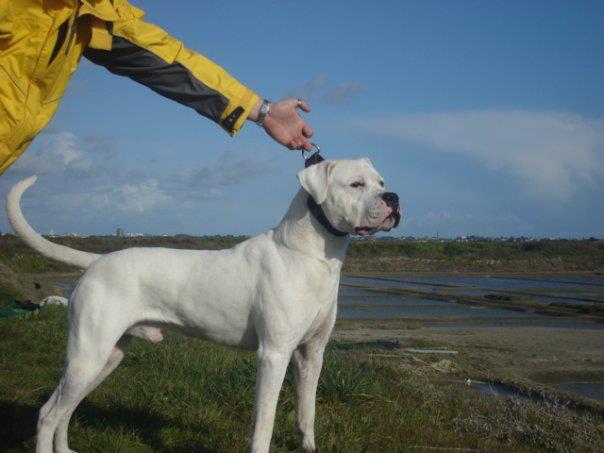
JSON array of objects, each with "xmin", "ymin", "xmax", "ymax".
[{"xmin": 297, "ymin": 158, "xmax": 401, "ymax": 236}]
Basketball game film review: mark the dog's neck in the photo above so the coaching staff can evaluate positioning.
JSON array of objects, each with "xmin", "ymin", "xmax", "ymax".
[{"xmin": 274, "ymin": 189, "xmax": 350, "ymax": 269}]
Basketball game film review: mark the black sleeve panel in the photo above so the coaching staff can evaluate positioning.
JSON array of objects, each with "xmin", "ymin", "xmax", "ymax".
[{"xmin": 83, "ymin": 36, "xmax": 229, "ymax": 123}]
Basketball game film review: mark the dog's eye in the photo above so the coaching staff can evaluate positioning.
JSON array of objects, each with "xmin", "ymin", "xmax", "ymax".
[
  {"xmin": 379, "ymin": 181, "xmax": 385, "ymax": 188},
  {"xmin": 350, "ymin": 181, "xmax": 365, "ymax": 188}
]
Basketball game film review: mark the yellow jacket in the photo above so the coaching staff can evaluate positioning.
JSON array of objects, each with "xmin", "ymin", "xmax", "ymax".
[{"xmin": 0, "ymin": 0, "xmax": 259, "ymax": 174}]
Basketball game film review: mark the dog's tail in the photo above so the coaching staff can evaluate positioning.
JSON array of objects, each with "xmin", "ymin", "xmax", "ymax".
[{"xmin": 6, "ymin": 176, "xmax": 101, "ymax": 269}]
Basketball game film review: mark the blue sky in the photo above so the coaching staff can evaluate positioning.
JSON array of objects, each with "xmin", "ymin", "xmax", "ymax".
[{"xmin": 1, "ymin": 0, "xmax": 603, "ymax": 238}]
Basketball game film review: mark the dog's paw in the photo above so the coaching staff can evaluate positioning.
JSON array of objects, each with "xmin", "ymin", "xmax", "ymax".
[{"xmin": 302, "ymin": 437, "xmax": 316, "ymax": 452}]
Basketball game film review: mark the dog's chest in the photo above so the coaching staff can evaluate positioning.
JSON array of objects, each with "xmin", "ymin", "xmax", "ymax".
[{"xmin": 297, "ymin": 274, "xmax": 339, "ymax": 340}]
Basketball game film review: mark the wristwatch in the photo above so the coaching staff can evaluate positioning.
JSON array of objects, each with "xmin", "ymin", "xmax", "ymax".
[{"xmin": 256, "ymin": 99, "xmax": 271, "ymax": 127}]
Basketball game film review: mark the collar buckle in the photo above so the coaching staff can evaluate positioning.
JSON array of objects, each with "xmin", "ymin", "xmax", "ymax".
[{"xmin": 303, "ymin": 143, "xmax": 323, "ymax": 167}]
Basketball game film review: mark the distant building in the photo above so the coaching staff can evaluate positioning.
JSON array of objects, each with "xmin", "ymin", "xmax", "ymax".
[{"xmin": 116, "ymin": 228, "xmax": 124, "ymax": 238}]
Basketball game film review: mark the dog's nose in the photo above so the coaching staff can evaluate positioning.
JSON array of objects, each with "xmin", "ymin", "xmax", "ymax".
[{"xmin": 382, "ymin": 192, "xmax": 399, "ymax": 207}]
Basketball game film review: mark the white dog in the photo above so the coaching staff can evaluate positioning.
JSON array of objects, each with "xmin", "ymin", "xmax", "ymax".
[{"xmin": 6, "ymin": 158, "xmax": 400, "ymax": 453}]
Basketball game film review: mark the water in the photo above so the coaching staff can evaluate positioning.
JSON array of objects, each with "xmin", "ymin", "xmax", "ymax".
[
  {"xmin": 338, "ymin": 287, "xmax": 391, "ymax": 297},
  {"xmin": 339, "ymin": 295, "xmax": 446, "ymax": 307},
  {"xmin": 555, "ymin": 383, "xmax": 604, "ymax": 401},
  {"xmin": 394, "ymin": 275, "xmax": 604, "ymax": 290},
  {"xmin": 527, "ymin": 275, "xmax": 604, "ymax": 286},
  {"xmin": 442, "ymin": 288, "xmax": 598, "ymax": 305},
  {"xmin": 342, "ymin": 275, "xmax": 604, "ymax": 305},
  {"xmin": 337, "ymin": 285, "xmax": 548, "ymax": 320},
  {"xmin": 53, "ymin": 281, "xmax": 73, "ymax": 289},
  {"xmin": 455, "ymin": 379, "xmax": 604, "ymax": 404},
  {"xmin": 453, "ymin": 380, "xmax": 528, "ymax": 401},
  {"xmin": 341, "ymin": 277, "xmax": 440, "ymax": 291},
  {"xmin": 532, "ymin": 295, "xmax": 600, "ymax": 305},
  {"xmin": 53, "ymin": 280, "xmax": 74, "ymax": 298},
  {"xmin": 428, "ymin": 320, "xmax": 604, "ymax": 330}
]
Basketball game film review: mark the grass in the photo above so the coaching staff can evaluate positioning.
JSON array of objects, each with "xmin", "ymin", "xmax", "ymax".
[
  {"xmin": 1, "ymin": 235, "xmax": 603, "ymax": 275},
  {"xmin": 345, "ymin": 238, "xmax": 604, "ymax": 272},
  {"xmin": 0, "ymin": 307, "xmax": 601, "ymax": 452}
]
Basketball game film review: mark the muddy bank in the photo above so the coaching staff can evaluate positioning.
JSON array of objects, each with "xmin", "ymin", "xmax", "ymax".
[{"xmin": 333, "ymin": 317, "xmax": 604, "ymax": 410}]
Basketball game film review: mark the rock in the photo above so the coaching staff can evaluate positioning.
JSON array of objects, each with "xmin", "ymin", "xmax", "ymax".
[
  {"xmin": 430, "ymin": 359, "xmax": 461, "ymax": 374},
  {"xmin": 40, "ymin": 295, "xmax": 68, "ymax": 306}
]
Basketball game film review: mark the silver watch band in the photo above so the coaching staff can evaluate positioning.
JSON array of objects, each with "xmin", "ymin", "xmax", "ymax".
[{"xmin": 256, "ymin": 99, "xmax": 271, "ymax": 127}]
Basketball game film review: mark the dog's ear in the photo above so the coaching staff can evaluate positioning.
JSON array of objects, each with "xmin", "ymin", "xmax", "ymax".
[{"xmin": 297, "ymin": 161, "xmax": 334, "ymax": 205}]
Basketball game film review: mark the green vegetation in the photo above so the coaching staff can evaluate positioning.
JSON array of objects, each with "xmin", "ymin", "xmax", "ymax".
[
  {"xmin": 345, "ymin": 238, "xmax": 604, "ymax": 272},
  {"xmin": 347, "ymin": 237, "xmax": 604, "ymax": 261},
  {"xmin": 0, "ymin": 307, "xmax": 601, "ymax": 452},
  {"xmin": 1, "ymin": 234, "xmax": 603, "ymax": 275}
]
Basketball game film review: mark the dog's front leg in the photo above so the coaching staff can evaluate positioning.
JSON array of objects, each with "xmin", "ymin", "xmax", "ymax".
[
  {"xmin": 291, "ymin": 337, "xmax": 329, "ymax": 452},
  {"xmin": 249, "ymin": 347, "xmax": 291, "ymax": 453}
]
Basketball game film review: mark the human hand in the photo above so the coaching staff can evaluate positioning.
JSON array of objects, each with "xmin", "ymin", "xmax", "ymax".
[{"xmin": 249, "ymin": 98, "xmax": 314, "ymax": 150}]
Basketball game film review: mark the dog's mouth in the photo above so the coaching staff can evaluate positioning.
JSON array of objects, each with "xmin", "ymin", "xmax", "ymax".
[
  {"xmin": 390, "ymin": 206, "xmax": 401, "ymax": 228},
  {"xmin": 354, "ymin": 207, "xmax": 401, "ymax": 236}
]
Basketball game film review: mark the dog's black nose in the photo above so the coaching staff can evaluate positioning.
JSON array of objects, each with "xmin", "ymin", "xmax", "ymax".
[{"xmin": 382, "ymin": 192, "xmax": 399, "ymax": 207}]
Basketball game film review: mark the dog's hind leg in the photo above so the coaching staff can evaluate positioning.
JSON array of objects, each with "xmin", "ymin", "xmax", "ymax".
[
  {"xmin": 52, "ymin": 335, "xmax": 132, "ymax": 453},
  {"xmin": 36, "ymin": 318, "xmax": 129, "ymax": 453}
]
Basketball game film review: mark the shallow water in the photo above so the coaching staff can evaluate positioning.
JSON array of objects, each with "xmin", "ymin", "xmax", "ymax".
[
  {"xmin": 338, "ymin": 303, "xmax": 540, "ymax": 319},
  {"xmin": 397, "ymin": 275, "xmax": 604, "ymax": 290},
  {"xmin": 427, "ymin": 320, "xmax": 604, "ymax": 330},
  {"xmin": 339, "ymin": 294, "xmax": 447, "ymax": 307},
  {"xmin": 528, "ymin": 275, "xmax": 604, "ymax": 285},
  {"xmin": 453, "ymin": 380, "xmax": 528, "ymax": 401},
  {"xmin": 338, "ymin": 287, "xmax": 386, "ymax": 297},
  {"xmin": 343, "ymin": 276, "xmax": 604, "ymax": 305},
  {"xmin": 53, "ymin": 280, "xmax": 74, "ymax": 298},
  {"xmin": 531, "ymin": 295, "xmax": 600, "ymax": 305},
  {"xmin": 555, "ymin": 383, "xmax": 604, "ymax": 401},
  {"xmin": 442, "ymin": 288, "xmax": 598, "ymax": 305},
  {"xmin": 342, "ymin": 277, "xmax": 439, "ymax": 291},
  {"xmin": 52, "ymin": 281, "xmax": 73, "ymax": 289}
]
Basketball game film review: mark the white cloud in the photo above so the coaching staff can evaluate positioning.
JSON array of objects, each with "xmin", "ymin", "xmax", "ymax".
[
  {"xmin": 2, "ymin": 141, "xmax": 273, "ymax": 221},
  {"xmin": 87, "ymin": 179, "xmax": 172, "ymax": 214},
  {"xmin": 407, "ymin": 209, "xmax": 531, "ymax": 233},
  {"xmin": 0, "ymin": 133, "xmax": 276, "ymax": 233},
  {"xmin": 363, "ymin": 110, "xmax": 604, "ymax": 201},
  {"xmin": 286, "ymin": 75, "xmax": 362, "ymax": 105},
  {"xmin": 117, "ymin": 179, "xmax": 170, "ymax": 213},
  {"xmin": 177, "ymin": 150, "xmax": 275, "ymax": 196},
  {"xmin": 12, "ymin": 132, "xmax": 92, "ymax": 174}
]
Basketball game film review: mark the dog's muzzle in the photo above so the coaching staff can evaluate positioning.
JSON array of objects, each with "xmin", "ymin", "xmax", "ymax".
[{"xmin": 382, "ymin": 192, "xmax": 401, "ymax": 228}]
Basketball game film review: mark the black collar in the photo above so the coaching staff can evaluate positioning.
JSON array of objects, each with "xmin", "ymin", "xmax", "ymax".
[
  {"xmin": 307, "ymin": 196, "xmax": 349, "ymax": 237},
  {"xmin": 304, "ymin": 152, "xmax": 348, "ymax": 237}
]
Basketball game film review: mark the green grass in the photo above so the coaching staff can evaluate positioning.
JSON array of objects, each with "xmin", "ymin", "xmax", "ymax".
[
  {"xmin": 344, "ymin": 238, "xmax": 604, "ymax": 272},
  {"xmin": 1, "ymin": 235, "xmax": 603, "ymax": 275},
  {"xmin": 0, "ymin": 307, "xmax": 601, "ymax": 452}
]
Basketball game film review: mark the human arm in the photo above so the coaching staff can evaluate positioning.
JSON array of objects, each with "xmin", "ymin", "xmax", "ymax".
[
  {"xmin": 83, "ymin": 0, "xmax": 314, "ymax": 148},
  {"xmin": 83, "ymin": 1, "xmax": 258, "ymax": 137}
]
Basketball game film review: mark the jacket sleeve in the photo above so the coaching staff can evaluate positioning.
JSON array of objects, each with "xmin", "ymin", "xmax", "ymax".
[{"xmin": 83, "ymin": 1, "xmax": 259, "ymax": 136}]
